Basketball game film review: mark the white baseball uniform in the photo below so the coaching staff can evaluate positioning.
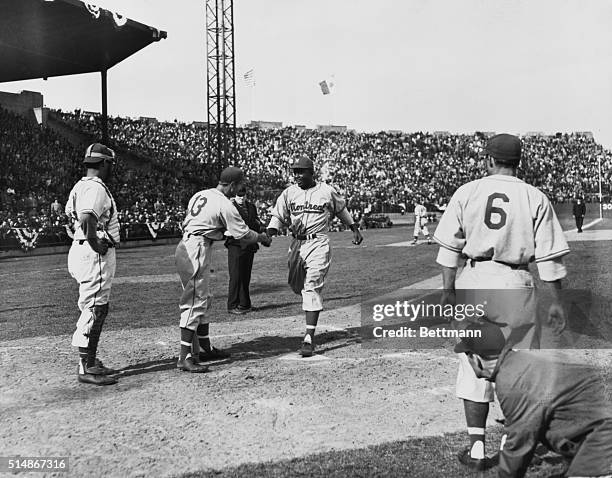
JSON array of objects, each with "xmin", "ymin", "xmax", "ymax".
[
  {"xmin": 176, "ymin": 188, "xmax": 253, "ymax": 330},
  {"xmin": 268, "ymin": 183, "xmax": 349, "ymax": 311},
  {"xmin": 65, "ymin": 176, "xmax": 120, "ymax": 348},
  {"xmin": 434, "ymin": 174, "xmax": 569, "ymax": 402},
  {"xmin": 413, "ymin": 203, "xmax": 430, "ymax": 237}
]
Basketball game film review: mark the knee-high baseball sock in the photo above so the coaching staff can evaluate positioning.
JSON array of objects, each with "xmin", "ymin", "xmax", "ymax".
[
  {"xmin": 86, "ymin": 304, "xmax": 108, "ymax": 368},
  {"xmin": 464, "ymin": 399, "xmax": 489, "ymax": 459},
  {"xmin": 78, "ymin": 347, "xmax": 89, "ymax": 373},
  {"xmin": 304, "ymin": 311, "xmax": 319, "ymax": 343},
  {"xmin": 196, "ymin": 323, "xmax": 211, "ymax": 352},
  {"xmin": 180, "ymin": 327, "xmax": 195, "ymax": 360}
]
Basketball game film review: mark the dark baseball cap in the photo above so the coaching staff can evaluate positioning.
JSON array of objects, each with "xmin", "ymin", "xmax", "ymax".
[
  {"xmin": 454, "ymin": 321, "xmax": 506, "ymax": 358},
  {"xmin": 482, "ymin": 134, "xmax": 521, "ymax": 164},
  {"xmin": 290, "ymin": 155, "xmax": 314, "ymax": 170},
  {"xmin": 84, "ymin": 143, "xmax": 115, "ymax": 164},
  {"xmin": 219, "ymin": 166, "xmax": 244, "ymax": 185}
]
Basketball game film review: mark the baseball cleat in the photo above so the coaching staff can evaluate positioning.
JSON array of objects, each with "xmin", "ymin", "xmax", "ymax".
[
  {"xmin": 457, "ymin": 447, "xmax": 496, "ymax": 471},
  {"xmin": 78, "ymin": 373, "xmax": 118, "ymax": 386},
  {"xmin": 228, "ymin": 308, "xmax": 248, "ymax": 315},
  {"xmin": 299, "ymin": 341, "xmax": 315, "ymax": 357},
  {"xmin": 177, "ymin": 356, "xmax": 209, "ymax": 373},
  {"xmin": 198, "ymin": 347, "xmax": 231, "ymax": 362},
  {"xmin": 91, "ymin": 358, "xmax": 118, "ymax": 375}
]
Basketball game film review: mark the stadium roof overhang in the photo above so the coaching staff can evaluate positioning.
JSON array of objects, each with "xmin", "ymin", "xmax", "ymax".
[{"xmin": 0, "ymin": 0, "xmax": 167, "ymax": 82}]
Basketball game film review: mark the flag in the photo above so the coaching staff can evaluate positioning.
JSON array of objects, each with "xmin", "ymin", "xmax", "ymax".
[
  {"xmin": 319, "ymin": 75, "xmax": 336, "ymax": 95},
  {"xmin": 243, "ymin": 69, "xmax": 255, "ymax": 87}
]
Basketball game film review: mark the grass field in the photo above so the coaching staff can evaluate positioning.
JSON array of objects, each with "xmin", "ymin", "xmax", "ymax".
[{"xmin": 1, "ymin": 214, "xmax": 611, "ymax": 478}]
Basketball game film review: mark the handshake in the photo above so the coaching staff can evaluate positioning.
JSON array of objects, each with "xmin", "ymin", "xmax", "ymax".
[{"xmin": 258, "ymin": 232, "xmax": 273, "ymax": 247}]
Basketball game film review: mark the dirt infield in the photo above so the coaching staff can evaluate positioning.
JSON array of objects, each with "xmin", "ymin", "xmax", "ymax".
[{"xmin": 2, "ymin": 224, "xmax": 612, "ymax": 477}]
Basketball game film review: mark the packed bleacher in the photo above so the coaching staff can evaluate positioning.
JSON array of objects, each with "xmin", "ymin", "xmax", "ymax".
[{"xmin": 1, "ymin": 106, "xmax": 611, "ymax": 251}]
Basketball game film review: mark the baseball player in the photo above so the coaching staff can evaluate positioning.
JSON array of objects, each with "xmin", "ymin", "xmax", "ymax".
[
  {"xmin": 412, "ymin": 196, "xmax": 432, "ymax": 245},
  {"xmin": 175, "ymin": 166, "xmax": 271, "ymax": 373},
  {"xmin": 65, "ymin": 143, "xmax": 120, "ymax": 386},
  {"xmin": 433, "ymin": 134, "xmax": 570, "ymax": 470},
  {"xmin": 456, "ymin": 322, "xmax": 612, "ymax": 478},
  {"xmin": 266, "ymin": 155, "xmax": 363, "ymax": 357}
]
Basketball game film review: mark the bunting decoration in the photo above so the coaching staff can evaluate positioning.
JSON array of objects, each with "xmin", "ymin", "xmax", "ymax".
[
  {"xmin": 12, "ymin": 228, "xmax": 40, "ymax": 252},
  {"xmin": 146, "ymin": 221, "xmax": 167, "ymax": 240}
]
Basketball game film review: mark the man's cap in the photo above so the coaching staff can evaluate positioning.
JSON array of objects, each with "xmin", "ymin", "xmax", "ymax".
[
  {"xmin": 219, "ymin": 166, "xmax": 244, "ymax": 185},
  {"xmin": 84, "ymin": 143, "xmax": 115, "ymax": 164},
  {"xmin": 290, "ymin": 155, "xmax": 314, "ymax": 170},
  {"xmin": 454, "ymin": 321, "xmax": 506, "ymax": 358},
  {"xmin": 482, "ymin": 134, "xmax": 521, "ymax": 164}
]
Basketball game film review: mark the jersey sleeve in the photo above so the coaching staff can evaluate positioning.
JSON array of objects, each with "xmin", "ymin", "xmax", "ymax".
[
  {"xmin": 221, "ymin": 201, "xmax": 251, "ymax": 239},
  {"xmin": 533, "ymin": 196, "xmax": 570, "ymax": 263},
  {"xmin": 268, "ymin": 189, "xmax": 291, "ymax": 230},
  {"xmin": 328, "ymin": 186, "xmax": 347, "ymax": 215},
  {"xmin": 77, "ymin": 182, "xmax": 110, "ymax": 219},
  {"xmin": 434, "ymin": 190, "xmax": 465, "ymax": 255}
]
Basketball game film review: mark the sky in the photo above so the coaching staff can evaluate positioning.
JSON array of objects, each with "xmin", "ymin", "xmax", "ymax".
[{"xmin": 3, "ymin": 0, "xmax": 612, "ymax": 147}]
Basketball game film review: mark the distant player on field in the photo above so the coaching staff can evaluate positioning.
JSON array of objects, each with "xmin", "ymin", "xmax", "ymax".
[
  {"xmin": 433, "ymin": 134, "xmax": 570, "ymax": 471},
  {"xmin": 266, "ymin": 155, "xmax": 363, "ymax": 357},
  {"xmin": 412, "ymin": 195, "xmax": 432, "ymax": 245}
]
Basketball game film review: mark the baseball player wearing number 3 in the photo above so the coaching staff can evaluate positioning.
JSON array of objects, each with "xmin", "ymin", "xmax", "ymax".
[
  {"xmin": 174, "ymin": 167, "xmax": 271, "ymax": 373},
  {"xmin": 433, "ymin": 134, "xmax": 570, "ymax": 471}
]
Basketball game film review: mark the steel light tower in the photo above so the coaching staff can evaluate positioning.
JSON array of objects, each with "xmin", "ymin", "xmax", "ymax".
[{"xmin": 206, "ymin": 0, "xmax": 236, "ymax": 181}]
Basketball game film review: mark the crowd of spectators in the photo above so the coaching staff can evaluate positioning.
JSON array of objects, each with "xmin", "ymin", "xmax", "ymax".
[{"xmin": 2, "ymin": 106, "xmax": 611, "ymax": 251}]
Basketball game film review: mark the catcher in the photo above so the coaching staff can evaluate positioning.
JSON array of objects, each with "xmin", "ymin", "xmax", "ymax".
[{"xmin": 267, "ymin": 155, "xmax": 363, "ymax": 357}]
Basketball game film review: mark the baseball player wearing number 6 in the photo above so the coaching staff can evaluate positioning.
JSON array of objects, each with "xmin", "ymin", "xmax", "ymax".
[
  {"xmin": 175, "ymin": 166, "xmax": 271, "ymax": 373},
  {"xmin": 433, "ymin": 134, "xmax": 570, "ymax": 471},
  {"xmin": 266, "ymin": 155, "xmax": 363, "ymax": 357}
]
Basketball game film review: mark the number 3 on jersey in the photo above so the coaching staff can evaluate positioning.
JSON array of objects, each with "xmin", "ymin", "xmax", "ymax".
[
  {"xmin": 484, "ymin": 193, "xmax": 509, "ymax": 229},
  {"xmin": 190, "ymin": 195, "xmax": 207, "ymax": 217}
]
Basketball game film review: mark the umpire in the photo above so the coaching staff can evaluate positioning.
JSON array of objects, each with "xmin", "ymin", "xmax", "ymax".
[
  {"xmin": 225, "ymin": 184, "xmax": 264, "ymax": 314},
  {"xmin": 456, "ymin": 322, "xmax": 612, "ymax": 478}
]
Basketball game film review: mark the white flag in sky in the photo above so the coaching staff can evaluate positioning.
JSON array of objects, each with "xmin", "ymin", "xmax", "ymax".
[
  {"xmin": 319, "ymin": 75, "xmax": 336, "ymax": 95},
  {"xmin": 244, "ymin": 69, "xmax": 255, "ymax": 87}
]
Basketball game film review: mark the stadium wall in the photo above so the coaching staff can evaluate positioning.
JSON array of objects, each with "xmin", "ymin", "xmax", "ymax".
[{"xmin": 0, "ymin": 90, "xmax": 45, "ymax": 125}]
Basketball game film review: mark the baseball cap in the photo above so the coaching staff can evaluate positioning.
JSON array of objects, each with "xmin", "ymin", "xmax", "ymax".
[
  {"xmin": 84, "ymin": 143, "xmax": 116, "ymax": 164},
  {"xmin": 482, "ymin": 134, "xmax": 521, "ymax": 164},
  {"xmin": 454, "ymin": 321, "xmax": 506, "ymax": 358},
  {"xmin": 219, "ymin": 166, "xmax": 244, "ymax": 185},
  {"xmin": 290, "ymin": 155, "xmax": 314, "ymax": 170}
]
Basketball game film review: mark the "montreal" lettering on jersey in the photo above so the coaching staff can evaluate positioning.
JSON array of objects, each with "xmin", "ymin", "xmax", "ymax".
[{"xmin": 290, "ymin": 202, "xmax": 326, "ymax": 214}]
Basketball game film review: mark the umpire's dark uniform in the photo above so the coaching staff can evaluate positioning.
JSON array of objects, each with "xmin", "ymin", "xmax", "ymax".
[
  {"xmin": 493, "ymin": 349, "xmax": 612, "ymax": 478},
  {"xmin": 225, "ymin": 196, "xmax": 263, "ymax": 311}
]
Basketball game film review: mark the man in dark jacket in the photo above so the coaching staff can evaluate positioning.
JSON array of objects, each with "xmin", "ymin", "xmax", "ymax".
[
  {"xmin": 573, "ymin": 197, "xmax": 586, "ymax": 233},
  {"xmin": 225, "ymin": 185, "xmax": 263, "ymax": 314},
  {"xmin": 457, "ymin": 322, "xmax": 612, "ymax": 478}
]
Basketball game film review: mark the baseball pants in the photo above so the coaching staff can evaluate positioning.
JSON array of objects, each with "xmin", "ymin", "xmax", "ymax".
[
  {"xmin": 455, "ymin": 260, "xmax": 537, "ymax": 402},
  {"xmin": 297, "ymin": 235, "xmax": 331, "ymax": 311},
  {"xmin": 68, "ymin": 242, "xmax": 116, "ymax": 348},
  {"xmin": 413, "ymin": 220, "xmax": 429, "ymax": 237},
  {"xmin": 175, "ymin": 236, "xmax": 213, "ymax": 330}
]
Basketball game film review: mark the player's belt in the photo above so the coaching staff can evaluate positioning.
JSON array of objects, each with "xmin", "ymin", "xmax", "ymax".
[
  {"xmin": 184, "ymin": 232, "xmax": 214, "ymax": 243},
  {"xmin": 469, "ymin": 258, "xmax": 528, "ymax": 270},
  {"xmin": 292, "ymin": 233, "xmax": 317, "ymax": 240},
  {"xmin": 76, "ymin": 239, "xmax": 115, "ymax": 248}
]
